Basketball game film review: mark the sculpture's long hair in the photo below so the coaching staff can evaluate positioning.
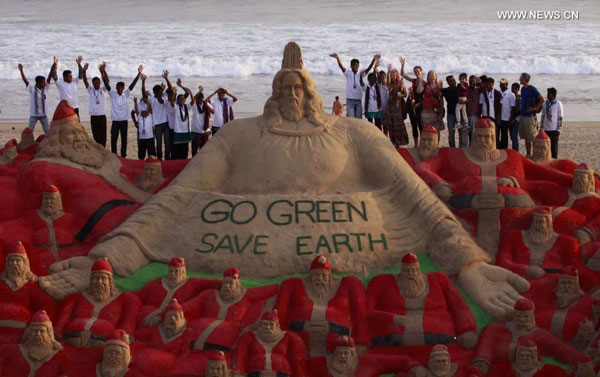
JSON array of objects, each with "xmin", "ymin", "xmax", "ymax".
[{"xmin": 262, "ymin": 69, "xmax": 327, "ymax": 131}]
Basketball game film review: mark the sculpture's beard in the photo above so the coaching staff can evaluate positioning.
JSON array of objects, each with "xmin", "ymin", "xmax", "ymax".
[
  {"xmin": 308, "ymin": 280, "xmax": 331, "ymax": 300},
  {"xmin": 532, "ymin": 147, "xmax": 550, "ymax": 164},
  {"xmin": 207, "ymin": 364, "xmax": 227, "ymax": 377},
  {"xmin": 219, "ymin": 285, "xmax": 242, "ymax": 302},
  {"xmin": 573, "ymin": 179, "xmax": 594, "ymax": 194},
  {"xmin": 280, "ymin": 97, "xmax": 304, "ymax": 122},
  {"xmin": 6, "ymin": 265, "xmax": 27, "ymax": 286},
  {"xmin": 418, "ymin": 145, "xmax": 436, "ymax": 160},
  {"xmin": 258, "ymin": 327, "xmax": 281, "ymax": 343},
  {"xmin": 331, "ymin": 355, "xmax": 358, "ymax": 375},
  {"xmin": 26, "ymin": 333, "xmax": 53, "ymax": 361},
  {"xmin": 61, "ymin": 142, "xmax": 104, "ymax": 169},
  {"xmin": 470, "ymin": 143, "xmax": 500, "ymax": 162},
  {"xmin": 167, "ymin": 271, "xmax": 186, "ymax": 287},
  {"xmin": 430, "ymin": 364, "xmax": 451, "ymax": 377},
  {"xmin": 139, "ymin": 170, "xmax": 163, "ymax": 191},
  {"xmin": 399, "ymin": 274, "xmax": 426, "ymax": 298},
  {"xmin": 101, "ymin": 358, "xmax": 127, "ymax": 377},
  {"xmin": 0, "ymin": 151, "xmax": 16, "ymax": 164},
  {"xmin": 162, "ymin": 318, "xmax": 184, "ymax": 338},
  {"xmin": 91, "ymin": 282, "xmax": 112, "ymax": 302},
  {"xmin": 527, "ymin": 225, "xmax": 553, "ymax": 244},
  {"xmin": 556, "ymin": 287, "xmax": 580, "ymax": 309},
  {"xmin": 515, "ymin": 358, "xmax": 537, "ymax": 372}
]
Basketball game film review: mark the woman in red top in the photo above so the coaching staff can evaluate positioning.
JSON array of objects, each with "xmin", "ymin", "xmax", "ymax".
[{"xmin": 421, "ymin": 70, "xmax": 444, "ymax": 136}]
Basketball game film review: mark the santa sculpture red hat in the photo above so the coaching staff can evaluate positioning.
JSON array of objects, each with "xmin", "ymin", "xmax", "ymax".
[
  {"xmin": 401, "ymin": 253, "xmax": 419, "ymax": 265},
  {"xmin": 533, "ymin": 206, "xmax": 552, "ymax": 216},
  {"xmin": 7, "ymin": 241, "xmax": 28, "ymax": 258},
  {"xmin": 311, "ymin": 256, "xmax": 331, "ymax": 270},
  {"xmin": 261, "ymin": 310, "xmax": 279, "ymax": 323},
  {"xmin": 514, "ymin": 338, "xmax": 540, "ymax": 360},
  {"xmin": 336, "ymin": 335, "xmax": 355, "ymax": 348},
  {"xmin": 106, "ymin": 329, "xmax": 130, "ymax": 348},
  {"xmin": 145, "ymin": 156, "xmax": 161, "ymax": 164},
  {"xmin": 51, "ymin": 100, "xmax": 79, "ymax": 125},
  {"xmin": 575, "ymin": 163, "xmax": 594, "ymax": 174},
  {"xmin": 515, "ymin": 298, "xmax": 535, "ymax": 312},
  {"xmin": 421, "ymin": 125, "xmax": 439, "ymax": 135},
  {"xmin": 223, "ymin": 267, "xmax": 240, "ymax": 278},
  {"xmin": 429, "ymin": 344, "xmax": 450, "ymax": 357},
  {"xmin": 535, "ymin": 130, "xmax": 550, "ymax": 140},
  {"xmin": 165, "ymin": 298, "xmax": 183, "ymax": 314},
  {"xmin": 30, "ymin": 310, "xmax": 52, "ymax": 326},
  {"xmin": 475, "ymin": 118, "xmax": 494, "ymax": 129},
  {"xmin": 91, "ymin": 257, "xmax": 113, "ymax": 275},
  {"xmin": 22, "ymin": 128, "xmax": 33, "ymax": 136},
  {"xmin": 4, "ymin": 140, "xmax": 17, "ymax": 148},
  {"xmin": 207, "ymin": 350, "xmax": 227, "ymax": 362},
  {"xmin": 168, "ymin": 256, "xmax": 185, "ymax": 268}
]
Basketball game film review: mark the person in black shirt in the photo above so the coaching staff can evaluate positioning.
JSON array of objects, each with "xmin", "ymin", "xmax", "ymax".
[{"xmin": 442, "ymin": 75, "xmax": 468, "ymax": 148}]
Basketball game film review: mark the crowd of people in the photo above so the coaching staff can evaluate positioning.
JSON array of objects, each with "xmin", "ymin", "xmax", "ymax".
[
  {"xmin": 329, "ymin": 53, "xmax": 564, "ymax": 158},
  {"xmin": 17, "ymin": 56, "xmax": 237, "ymax": 161}
]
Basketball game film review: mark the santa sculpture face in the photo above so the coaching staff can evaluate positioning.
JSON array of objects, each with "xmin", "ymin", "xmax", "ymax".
[
  {"xmin": 220, "ymin": 276, "xmax": 242, "ymax": 301},
  {"xmin": 528, "ymin": 214, "xmax": 553, "ymax": 244},
  {"xmin": 532, "ymin": 140, "xmax": 550, "ymax": 163},
  {"xmin": 257, "ymin": 319, "xmax": 281, "ymax": 343},
  {"xmin": 573, "ymin": 172, "xmax": 595, "ymax": 194},
  {"xmin": 90, "ymin": 271, "xmax": 113, "ymax": 302},
  {"xmin": 6, "ymin": 255, "xmax": 27, "ymax": 282},
  {"xmin": 515, "ymin": 347, "xmax": 537, "ymax": 371},
  {"xmin": 309, "ymin": 268, "xmax": 332, "ymax": 299},
  {"xmin": 2, "ymin": 146, "xmax": 17, "ymax": 163},
  {"xmin": 40, "ymin": 192, "xmax": 62, "ymax": 217},
  {"xmin": 470, "ymin": 127, "xmax": 500, "ymax": 162},
  {"xmin": 556, "ymin": 276, "xmax": 579, "ymax": 309},
  {"xmin": 429, "ymin": 353, "xmax": 451, "ymax": 377},
  {"xmin": 25, "ymin": 324, "xmax": 54, "ymax": 360},
  {"xmin": 102, "ymin": 344, "xmax": 130, "ymax": 373},
  {"xmin": 399, "ymin": 263, "xmax": 426, "ymax": 298},
  {"xmin": 167, "ymin": 265, "xmax": 186, "ymax": 285},
  {"xmin": 513, "ymin": 310, "xmax": 535, "ymax": 331},
  {"xmin": 418, "ymin": 133, "xmax": 438, "ymax": 160},
  {"xmin": 279, "ymin": 72, "xmax": 305, "ymax": 122},
  {"xmin": 332, "ymin": 346, "xmax": 357, "ymax": 375},
  {"xmin": 55, "ymin": 123, "xmax": 104, "ymax": 168},
  {"xmin": 206, "ymin": 361, "xmax": 226, "ymax": 377},
  {"xmin": 143, "ymin": 163, "xmax": 162, "ymax": 181},
  {"xmin": 163, "ymin": 311, "xmax": 185, "ymax": 336}
]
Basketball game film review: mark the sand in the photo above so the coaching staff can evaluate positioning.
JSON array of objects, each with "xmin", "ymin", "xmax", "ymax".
[{"xmin": 1, "ymin": 120, "xmax": 598, "ymax": 169}]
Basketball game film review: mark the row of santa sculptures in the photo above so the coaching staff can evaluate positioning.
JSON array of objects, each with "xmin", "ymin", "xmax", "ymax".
[{"xmin": 2, "ymin": 246, "xmax": 600, "ymax": 377}]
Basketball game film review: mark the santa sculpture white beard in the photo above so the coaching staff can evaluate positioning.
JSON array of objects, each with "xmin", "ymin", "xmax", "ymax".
[
  {"xmin": 470, "ymin": 139, "xmax": 500, "ymax": 162},
  {"xmin": 26, "ymin": 331, "xmax": 54, "ymax": 361},
  {"xmin": 61, "ymin": 142, "xmax": 104, "ymax": 169},
  {"xmin": 556, "ymin": 287, "xmax": 580, "ymax": 309},
  {"xmin": 399, "ymin": 274, "xmax": 426, "ymax": 298},
  {"xmin": 331, "ymin": 353, "xmax": 358, "ymax": 375},
  {"xmin": 527, "ymin": 224, "xmax": 553, "ymax": 244}
]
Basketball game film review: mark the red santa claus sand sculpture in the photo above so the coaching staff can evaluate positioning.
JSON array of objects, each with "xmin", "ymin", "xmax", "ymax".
[
  {"xmin": 17, "ymin": 127, "xmax": 39, "ymax": 155},
  {"xmin": 416, "ymin": 118, "xmax": 572, "ymax": 256},
  {"xmin": 68, "ymin": 329, "xmax": 146, "ymax": 377},
  {"xmin": 486, "ymin": 338, "xmax": 567, "ymax": 377},
  {"xmin": 0, "ymin": 139, "xmax": 31, "ymax": 171},
  {"xmin": 553, "ymin": 163, "xmax": 600, "ymax": 245},
  {"xmin": 472, "ymin": 298, "xmax": 586, "ymax": 375},
  {"xmin": 366, "ymin": 253, "xmax": 477, "ymax": 364},
  {"xmin": 274, "ymin": 255, "xmax": 368, "ymax": 357},
  {"xmin": 0, "ymin": 241, "xmax": 57, "ymax": 343},
  {"xmin": 233, "ymin": 309, "xmax": 308, "ymax": 377},
  {"xmin": 0, "ymin": 310, "xmax": 72, "ymax": 377},
  {"xmin": 204, "ymin": 350, "xmax": 230, "ymax": 377},
  {"xmin": 54, "ymin": 257, "xmax": 140, "ymax": 348},
  {"xmin": 397, "ymin": 125, "xmax": 439, "ymax": 168},
  {"xmin": 137, "ymin": 256, "xmax": 220, "ymax": 328},
  {"xmin": 496, "ymin": 206, "xmax": 599, "ymax": 291},
  {"xmin": 396, "ymin": 344, "xmax": 483, "ymax": 377}
]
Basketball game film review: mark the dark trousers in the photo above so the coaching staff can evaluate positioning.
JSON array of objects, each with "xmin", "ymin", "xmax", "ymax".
[
  {"xmin": 211, "ymin": 127, "xmax": 220, "ymax": 135},
  {"xmin": 510, "ymin": 119, "xmax": 520, "ymax": 151},
  {"xmin": 138, "ymin": 138, "xmax": 156, "ymax": 160},
  {"xmin": 366, "ymin": 116, "xmax": 382, "ymax": 131},
  {"xmin": 90, "ymin": 115, "xmax": 107, "ymax": 147},
  {"xmin": 154, "ymin": 122, "xmax": 170, "ymax": 160},
  {"xmin": 408, "ymin": 107, "xmax": 423, "ymax": 140},
  {"xmin": 74, "ymin": 107, "xmax": 80, "ymax": 120},
  {"xmin": 172, "ymin": 142, "xmax": 189, "ymax": 160},
  {"xmin": 167, "ymin": 129, "xmax": 175, "ymax": 160},
  {"xmin": 498, "ymin": 120, "xmax": 510, "ymax": 149},
  {"xmin": 110, "ymin": 120, "xmax": 128, "ymax": 157},
  {"xmin": 191, "ymin": 133, "xmax": 210, "ymax": 156},
  {"xmin": 546, "ymin": 130, "xmax": 560, "ymax": 158}
]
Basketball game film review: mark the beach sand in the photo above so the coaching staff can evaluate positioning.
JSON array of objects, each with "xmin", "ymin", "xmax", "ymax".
[{"xmin": 1, "ymin": 120, "xmax": 598, "ymax": 169}]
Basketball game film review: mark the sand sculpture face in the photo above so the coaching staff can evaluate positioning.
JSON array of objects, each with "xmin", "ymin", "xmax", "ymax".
[
  {"xmin": 5, "ymin": 255, "xmax": 28, "ymax": 284},
  {"xmin": 139, "ymin": 163, "xmax": 164, "ymax": 191},
  {"xmin": 167, "ymin": 265, "xmax": 186, "ymax": 285},
  {"xmin": 102, "ymin": 344, "xmax": 130, "ymax": 375},
  {"xmin": 40, "ymin": 191, "xmax": 63, "ymax": 217},
  {"xmin": 331, "ymin": 346, "xmax": 358, "ymax": 375},
  {"xmin": 206, "ymin": 361, "xmax": 228, "ymax": 377},
  {"xmin": 515, "ymin": 346, "xmax": 537, "ymax": 372},
  {"xmin": 428, "ymin": 353, "xmax": 451, "ymax": 377},
  {"xmin": 470, "ymin": 127, "xmax": 499, "ymax": 162},
  {"xmin": 23, "ymin": 324, "xmax": 56, "ymax": 361},
  {"xmin": 38, "ymin": 120, "xmax": 105, "ymax": 169},
  {"xmin": 418, "ymin": 133, "xmax": 438, "ymax": 160},
  {"xmin": 280, "ymin": 72, "xmax": 305, "ymax": 122},
  {"xmin": 527, "ymin": 213, "xmax": 553, "ymax": 244},
  {"xmin": 90, "ymin": 271, "xmax": 114, "ymax": 303},
  {"xmin": 308, "ymin": 269, "xmax": 332, "ymax": 299},
  {"xmin": 1, "ymin": 145, "xmax": 17, "ymax": 164},
  {"xmin": 532, "ymin": 139, "xmax": 551, "ymax": 164},
  {"xmin": 556, "ymin": 275, "xmax": 580, "ymax": 309},
  {"xmin": 257, "ymin": 319, "xmax": 281, "ymax": 343},
  {"xmin": 573, "ymin": 171, "xmax": 595, "ymax": 194},
  {"xmin": 219, "ymin": 276, "xmax": 242, "ymax": 301},
  {"xmin": 162, "ymin": 311, "xmax": 185, "ymax": 337},
  {"xmin": 513, "ymin": 310, "xmax": 535, "ymax": 332},
  {"xmin": 399, "ymin": 263, "xmax": 426, "ymax": 298}
]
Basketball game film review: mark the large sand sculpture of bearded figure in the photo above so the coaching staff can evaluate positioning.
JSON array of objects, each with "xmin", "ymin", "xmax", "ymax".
[{"xmin": 44, "ymin": 42, "xmax": 528, "ymax": 318}]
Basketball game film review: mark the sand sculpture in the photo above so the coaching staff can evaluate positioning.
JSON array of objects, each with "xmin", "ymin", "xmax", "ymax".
[
  {"xmin": 42, "ymin": 42, "xmax": 529, "ymax": 321},
  {"xmin": 397, "ymin": 125, "xmax": 439, "ymax": 168}
]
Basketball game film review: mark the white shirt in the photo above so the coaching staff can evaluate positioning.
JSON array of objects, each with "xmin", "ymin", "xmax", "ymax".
[
  {"xmin": 149, "ymin": 95, "xmax": 168, "ymax": 125},
  {"xmin": 500, "ymin": 89, "xmax": 516, "ymax": 122},
  {"xmin": 55, "ymin": 78, "xmax": 80, "ymax": 108},
  {"xmin": 27, "ymin": 84, "xmax": 50, "ymax": 117},
  {"xmin": 138, "ymin": 114, "xmax": 154, "ymax": 139},
  {"xmin": 173, "ymin": 103, "xmax": 192, "ymax": 133},
  {"xmin": 344, "ymin": 70, "xmax": 362, "ymax": 100},
  {"xmin": 541, "ymin": 100, "xmax": 563, "ymax": 131},
  {"xmin": 166, "ymin": 103, "xmax": 175, "ymax": 130},
  {"xmin": 362, "ymin": 83, "xmax": 382, "ymax": 112},
  {"xmin": 191, "ymin": 103, "xmax": 211, "ymax": 133},
  {"xmin": 479, "ymin": 90, "xmax": 496, "ymax": 119},
  {"xmin": 87, "ymin": 86, "xmax": 107, "ymax": 116},
  {"xmin": 210, "ymin": 97, "xmax": 234, "ymax": 128},
  {"xmin": 108, "ymin": 88, "xmax": 131, "ymax": 121}
]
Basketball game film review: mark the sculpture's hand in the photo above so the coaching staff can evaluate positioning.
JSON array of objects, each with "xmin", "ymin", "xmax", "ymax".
[
  {"xmin": 38, "ymin": 256, "xmax": 93, "ymax": 300},
  {"xmin": 141, "ymin": 312, "xmax": 162, "ymax": 327},
  {"xmin": 393, "ymin": 315, "xmax": 405, "ymax": 327},
  {"xmin": 575, "ymin": 320, "xmax": 595, "ymax": 344},
  {"xmin": 525, "ymin": 266, "xmax": 545, "ymax": 278},
  {"xmin": 497, "ymin": 176, "xmax": 519, "ymax": 188},
  {"xmin": 432, "ymin": 182, "xmax": 452, "ymax": 204},
  {"xmin": 457, "ymin": 330, "xmax": 478, "ymax": 349},
  {"xmin": 471, "ymin": 359, "xmax": 489, "ymax": 375},
  {"xmin": 575, "ymin": 228, "xmax": 593, "ymax": 246},
  {"xmin": 458, "ymin": 261, "xmax": 530, "ymax": 320}
]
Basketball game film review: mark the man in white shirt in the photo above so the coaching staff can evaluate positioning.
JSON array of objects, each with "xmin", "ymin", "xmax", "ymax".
[
  {"xmin": 133, "ymin": 97, "xmax": 156, "ymax": 160},
  {"xmin": 329, "ymin": 52, "xmax": 379, "ymax": 119},
  {"xmin": 540, "ymin": 87, "xmax": 563, "ymax": 159},
  {"xmin": 50, "ymin": 56, "xmax": 83, "ymax": 119},
  {"xmin": 99, "ymin": 62, "xmax": 143, "ymax": 158},
  {"xmin": 191, "ymin": 89, "xmax": 214, "ymax": 156},
  {"xmin": 206, "ymin": 88, "xmax": 237, "ymax": 134},
  {"xmin": 17, "ymin": 60, "xmax": 53, "ymax": 134},
  {"xmin": 498, "ymin": 78, "xmax": 516, "ymax": 150},
  {"xmin": 83, "ymin": 63, "xmax": 107, "ymax": 147},
  {"xmin": 142, "ymin": 70, "xmax": 170, "ymax": 161}
]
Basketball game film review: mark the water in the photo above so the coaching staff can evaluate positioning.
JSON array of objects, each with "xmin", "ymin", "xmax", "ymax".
[{"xmin": 0, "ymin": 0, "xmax": 598, "ymax": 122}]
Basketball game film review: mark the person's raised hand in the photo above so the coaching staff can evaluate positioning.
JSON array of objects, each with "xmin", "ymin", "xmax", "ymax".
[
  {"xmin": 53, "ymin": 56, "xmax": 59, "ymax": 65},
  {"xmin": 399, "ymin": 56, "xmax": 405, "ymax": 66},
  {"xmin": 18, "ymin": 63, "xmax": 23, "ymax": 71},
  {"xmin": 329, "ymin": 53, "xmax": 339, "ymax": 59},
  {"xmin": 83, "ymin": 63, "xmax": 89, "ymax": 71},
  {"xmin": 374, "ymin": 54, "xmax": 381, "ymax": 61},
  {"xmin": 162, "ymin": 70, "xmax": 169, "ymax": 79},
  {"xmin": 76, "ymin": 55, "xmax": 83, "ymax": 65},
  {"xmin": 176, "ymin": 78, "xmax": 182, "ymax": 87},
  {"xmin": 141, "ymin": 74, "xmax": 147, "ymax": 82},
  {"xmin": 138, "ymin": 65, "xmax": 144, "ymax": 75}
]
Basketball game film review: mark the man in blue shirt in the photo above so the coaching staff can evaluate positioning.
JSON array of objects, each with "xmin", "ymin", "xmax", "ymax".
[{"xmin": 518, "ymin": 72, "xmax": 544, "ymax": 156}]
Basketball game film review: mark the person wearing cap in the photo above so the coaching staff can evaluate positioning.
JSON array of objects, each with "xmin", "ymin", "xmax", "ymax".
[
  {"xmin": 417, "ymin": 117, "xmax": 572, "ymax": 256},
  {"xmin": 404, "ymin": 344, "xmax": 484, "ymax": 377},
  {"xmin": 134, "ymin": 299, "xmax": 199, "ymax": 376},
  {"xmin": 18, "ymin": 127, "xmax": 40, "ymax": 154},
  {"xmin": 496, "ymin": 206, "xmax": 599, "ymax": 291},
  {"xmin": 552, "ymin": 163, "xmax": 600, "ymax": 246},
  {"xmin": 0, "ymin": 241, "xmax": 57, "ymax": 344},
  {"xmin": 499, "ymin": 77, "xmax": 516, "ymax": 150},
  {"xmin": 206, "ymin": 350, "xmax": 230, "ymax": 377},
  {"xmin": 137, "ymin": 256, "xmax": 219, "ymax": 328},
  {"xmin": 134, "ymin": 91, "xmax": 157, "ymax": 161},
  {"xmin": 527, "ymin": 267, "xmax": 596, "ymax": 351},
  {"xmin": 398, "ymin": 125, "xmax": 439, "ymax": 168},
  {"xmin": 274, "ymin": 256, "xmax": 368, "ymax": 358},
  {"xmin": 206, "ymin": 87, "xmax": 237, "ymax": 134},
  {"xmin": 540, "ymin": 87, "xmax": 563, "ymax": 159},
  {"xmin": 234, "ymin": 309, "xmax": 308, "ymax": 377},
  {"xmin": 135, "ymin": 156, "xmax": 166, "ymax": 192},
  {"xmin": 69, "ymin": 329, "xmax": 145, "ymax": 377},
  {"xmin": 486, "ymin": 338, "xmax": 567, "ymax": 377},
  {"xmin": 18, "ymin": 59, "xmax": 54, "ymax": 134},
  {"xmin": 180, "ymin": 267, "xmax": 277, "ymax": 355},
  {"xmin": 54, "ymin": 258, "xmax": 140, "ymax": 347},
  {"xmin": 472, "ymin": 298, "xmax": 586, "ymax": 374},
  {"xmin": 367, "ymin": 253, "xmax": 477, "ymax": 364},
  {"xmin": 0, "ymin": 310, "xmax": 72, "ymax": 377}
]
